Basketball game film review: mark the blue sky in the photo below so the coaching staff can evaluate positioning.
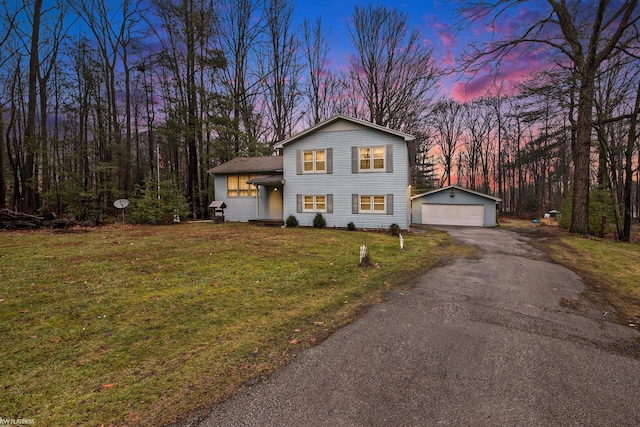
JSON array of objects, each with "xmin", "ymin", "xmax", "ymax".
[{"xmin": 291, "ymin": 0, "xmax": 458, "ymax": 67}]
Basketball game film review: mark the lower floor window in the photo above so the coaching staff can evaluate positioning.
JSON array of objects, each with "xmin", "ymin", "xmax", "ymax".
[
  {"xmin": 360, "ymin": 195, "xmax": 386, "ymax": 213},
  {"xmin": 297, "ymin": 194, "xmax": 333, "ymax": 213},
  {"xmin": 304, "ymin": 195, "xmax": 326, "ymax": 212},
  {"xmin": 227, "ymin": 175, "xmax": 258, "ymax": 197}
]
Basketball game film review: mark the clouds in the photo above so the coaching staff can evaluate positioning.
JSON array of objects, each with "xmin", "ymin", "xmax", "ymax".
[
  {"xmin": 451, "ymin": 44, "xmax": 554, "ymax": 102},
  {"xmin": 293, "ymin": 0, "xmax": 559, "ymax": 103}
]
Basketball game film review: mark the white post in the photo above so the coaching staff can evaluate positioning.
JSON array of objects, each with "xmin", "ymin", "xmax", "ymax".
[
  {"xmin": 359, "ymin": 245, "xmax": 369, "ymax": 264},
  {"xmin": 399, "ymin": 233, "xmax": 404, "ymax": 250}
]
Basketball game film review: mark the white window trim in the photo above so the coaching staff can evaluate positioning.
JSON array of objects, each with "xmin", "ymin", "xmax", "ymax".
[
  {"xmin": 303, "ymin": 195, "xmax": 327, "ymax": 212},
  {"xmin": 359, "ymin": 195, "xmax": 386, "ymax": 214},
  {"xmin": 358, "ymin": 146, "xmax": 386, "ymax": 172},
  {"xmin": 302, "ymin": 149, "xmax": 327, "ymax": 173}
]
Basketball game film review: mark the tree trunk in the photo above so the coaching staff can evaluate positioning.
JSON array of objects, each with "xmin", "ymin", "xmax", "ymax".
[
  {"xmin": 623, "ymin": 79, "xmax": 640, "ymax": 241},
  {"xmin": 570, "ymin": 72, "xmax": 596, "ymax": 235},
  {"xmin": 23, "ymin": 0, "xmax": 43, "ymax": 213},
  {"xmin": 0, "ymin": 116, "xmax": 5, "ymax": 208}
]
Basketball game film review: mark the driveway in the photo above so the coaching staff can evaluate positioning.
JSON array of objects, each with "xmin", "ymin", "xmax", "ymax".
[{"xmin": 199, "ymin": 227, "xmax": 640, "ymax": 426}]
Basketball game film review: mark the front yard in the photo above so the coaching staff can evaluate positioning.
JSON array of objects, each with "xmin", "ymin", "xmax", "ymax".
[{"xmin": 0, "ymin": 223, "xmax": 469, "ymax": 426}]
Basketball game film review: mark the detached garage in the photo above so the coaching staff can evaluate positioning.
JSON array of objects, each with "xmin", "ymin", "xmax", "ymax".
[{"xmin": 411, "ymin": 185, "xmax": 501, "ymax": 227}]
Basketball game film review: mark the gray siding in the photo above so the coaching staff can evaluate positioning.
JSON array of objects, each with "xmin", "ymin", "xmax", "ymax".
[
  {"xmin": 283, "ymin": 127, "xmax": 409, "ymax": 229},
  {"xmin": 213, "ymin": 175, "xmax": 264, "ymax": 222},
  {"xmin": 411, "ymin": 190, "xmax": 498, "ymax": 227}
]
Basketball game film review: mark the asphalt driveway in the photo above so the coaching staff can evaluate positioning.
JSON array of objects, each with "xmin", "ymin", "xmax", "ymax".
[{"xmin": 199, "ymin": 227, "xmax": 640, "ymax": 427}]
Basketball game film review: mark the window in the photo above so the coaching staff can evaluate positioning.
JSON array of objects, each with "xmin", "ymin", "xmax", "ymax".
[
  {"xmin": 297, "ymin": 148, "xmax": 332, "ymax": 174},
  {"xmin": 303, "ymin": 149, "xmax": 326, "ymax": 173},
  {"xmin": 359, "ymin": 195, "xmax": 386, "ymax": 213},
  {"xmin": 359, "ymin": 146, "xmax": 385, "ymax": 171},
  {"xmin": 227, "ymin": 175, "xmax": 258, "ymax": 197},
  {"xmin": 297, "ymin": 194, "xmax": 333, "ymax": 213},
  {"xmin": 303, "ymin": 195, "xmax": 326, "ymax": 212}
]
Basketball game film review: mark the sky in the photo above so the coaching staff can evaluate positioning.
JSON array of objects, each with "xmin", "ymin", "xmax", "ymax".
[{"xmin": 290, "ymin": 0, "xmax": 552, "ymax": 102}]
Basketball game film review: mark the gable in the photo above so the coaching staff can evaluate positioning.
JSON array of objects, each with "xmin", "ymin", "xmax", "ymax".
[
  {"xmin": 412, "ymin": 185, "xmax": 501, "ymax": 203},
  {"xmin": 316, "ymin": 120, "xmax": 366, "ymax": 133},
  {"xmin": 274, "ymin": 115, "xmax": 414, "ymax": 149}
]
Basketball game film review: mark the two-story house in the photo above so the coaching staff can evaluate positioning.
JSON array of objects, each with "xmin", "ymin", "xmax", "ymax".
[{"xmin": 208, "ymin": 115, "xmax": 414, "ymax": 230}]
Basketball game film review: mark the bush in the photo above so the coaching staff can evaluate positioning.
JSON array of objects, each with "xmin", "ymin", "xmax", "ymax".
[
  {"xmin": 313, "ymin": 212, "xmax": 326, "ymax": 228},
  {"xmin": 347, "ymin": 222, "xmax": 356, "ymax": 231},
  {"xmin": 285, "ymin": 215, "xmax": 299, "ymax": 227},
  {"xmin": 389, "ymin": 223, "xmax": 400, "ymax": 236},
  {"xmin": 130, "ymin": 178, "xmax": 190, "ymax": 225},
  {"xmin": 560, "ymin": 187, "xmax": 616, "ymax": 235}
]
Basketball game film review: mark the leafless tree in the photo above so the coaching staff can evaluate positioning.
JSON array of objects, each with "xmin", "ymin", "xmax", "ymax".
[
  {"xmin": 348, "ymin": 4, "xmax": 438, "ymax": 130},
  {"xmin": 432, "ymin": 99, "xmax": 466, "ymax": 187},
  {"xmin": 594, "ymin": 57, "xmax": 640, "ymax": 240},
  {"xmin": 218, "ymin": 0, "xmax": 265, "ymax": 158},
  {"xmin": 456, "ymin": 0, "xmax": 640, "ymax": 234},
  {"xmin": 302, "ymin": 17, "xmax": 331, "ymax": 126},
  {"xmin": 260, "ymin": 0, "xmax": 302, "ymax": 144},
  {"xmin": 464, "ymin": 100, "xmax": 492, "ymax": 191}
]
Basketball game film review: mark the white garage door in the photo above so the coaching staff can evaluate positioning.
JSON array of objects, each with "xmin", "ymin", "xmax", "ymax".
[{"xmin": 421, "ymin": 204, "xmax": 484, "ymax": 227}]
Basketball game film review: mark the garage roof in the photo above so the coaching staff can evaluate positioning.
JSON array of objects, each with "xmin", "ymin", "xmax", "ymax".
[{"xmin": 412, "ymin": 185, "xmax": 502, "ymax": 202}]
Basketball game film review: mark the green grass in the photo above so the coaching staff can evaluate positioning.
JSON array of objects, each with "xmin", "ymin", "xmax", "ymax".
[
  {"xmin": 537, "ymin": 233, "xmax": 640, "ymax": 325},
  {"xmin": 0, "ymin": 223, "xmax": 468, "ymax": 426}
]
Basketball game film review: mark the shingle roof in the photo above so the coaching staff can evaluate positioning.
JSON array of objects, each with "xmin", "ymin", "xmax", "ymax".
[
  {"xmin": 246, "ymin": 174, "xmax": 284, "ymax": 186},
  {"xmin": 207, "ymin": 156, "xmax": 283, "ymax": 174},
  {"xmin": 411, "ymin": 185, "xmax": 502, "ymax": 202}
]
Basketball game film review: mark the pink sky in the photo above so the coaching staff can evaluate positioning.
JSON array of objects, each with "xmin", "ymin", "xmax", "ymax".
[{"xmin": 293, "ymin": 0, "xmax": 554, "ymax": 102}]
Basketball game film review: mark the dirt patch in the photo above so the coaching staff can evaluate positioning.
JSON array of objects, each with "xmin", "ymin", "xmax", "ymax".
[{"xmin": 559, "ymin": 297, "xmax": 586, "ymax": 312}]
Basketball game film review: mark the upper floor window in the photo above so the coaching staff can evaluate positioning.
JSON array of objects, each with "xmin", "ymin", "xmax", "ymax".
[
  {"xmin": 359, "ymin": 146, "xmax": 385, "ymax": 171},
  {"xmin": 303, "ymin": 149, "xmax": 326, "ymax": 173},
  {"xmin": 297, "ymin": 148, "xmax": 332, "ymax": 174},
  {"xmin": 227, "ymin": 175, "xmax": 258, "ymax": 197}
]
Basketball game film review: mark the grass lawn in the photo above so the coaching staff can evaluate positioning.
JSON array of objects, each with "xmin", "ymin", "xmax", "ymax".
[
  {"xmin": 538, "ymin": 233, "xmax": 640, "ymax": 326},
  {"xmin": 0, "ymin": 223, "xmax": 469, "ymax": 426}
]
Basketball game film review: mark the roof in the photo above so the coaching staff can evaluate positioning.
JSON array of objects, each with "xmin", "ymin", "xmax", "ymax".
[
  {"xmin": 274, "ymin": 114, "xmax": 415, "ymax": 149},
  {"xmin": 246, "ymin": 174, "xmax": 284, "ymax": 186},
  {"xmin": 411, "ymin": 185, "xmax": 502, "ymax": 202},
  {"xmin": 208, "ymin": 201, "xmax": 227, "ymax": 209},
  {"xmin": 207, "ymin": 156, "xmax": 283, "ymax": 174}
]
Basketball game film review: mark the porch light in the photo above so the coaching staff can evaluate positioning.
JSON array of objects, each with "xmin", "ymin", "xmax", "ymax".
[{"xmin": 449, "ymin": 189, "xmax": 455, "ymax": 197}]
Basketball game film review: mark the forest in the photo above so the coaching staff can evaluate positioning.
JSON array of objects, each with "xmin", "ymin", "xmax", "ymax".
[{"xmin": 0, "ymin": 0, "xmax": 638, "ymax": 238}]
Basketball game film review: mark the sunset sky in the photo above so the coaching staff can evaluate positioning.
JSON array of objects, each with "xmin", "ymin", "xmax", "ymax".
[{"xmin": 291, "ymin": 0, "xmax": 552, "ymax": 102}]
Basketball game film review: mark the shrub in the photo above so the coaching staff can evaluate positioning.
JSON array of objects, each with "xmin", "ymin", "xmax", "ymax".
[
  {"xmin": 313, "ymin": 212, "xmax": 326, "ymax": 228},
  {"xmin": 285, "ymin": 215, "xmax": 299, "ymax": 227},
  {"xmin": 347, "ymin": 222, "xmax": 356, "ymax": 231},
  {"xmin": 560, "ymin": 187, "xmax": 616, "ymax": 235},
  {"xmin": 130, "ymin": 178, "xmax": 190, "ymax": 225},
  {"xmin": 389, "ymin": 223, "xmax": 400, "ymax": 236}
]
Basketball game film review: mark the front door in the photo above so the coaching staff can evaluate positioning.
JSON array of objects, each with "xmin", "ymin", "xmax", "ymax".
[{"xmin": 269, "ymin": 187, "xmax": 283, "ymax": 220}]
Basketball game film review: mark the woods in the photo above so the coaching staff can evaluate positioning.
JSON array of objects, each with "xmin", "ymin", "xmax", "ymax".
[{"xmin": 0, "ymin": 0, "xmax": 639, "ymax": 236}]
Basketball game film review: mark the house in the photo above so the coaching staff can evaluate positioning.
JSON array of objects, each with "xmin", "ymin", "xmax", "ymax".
[
  {"xmin": 410, "ymin": 185, "xmax": 501, "ymax": 227},
  {"xmin": 208, "ymin": 156, "xmax": 283, "ymax": 223},
  {"xmin": 207, "ymin": 115, "xmax": 414, "ymax": 229}
]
